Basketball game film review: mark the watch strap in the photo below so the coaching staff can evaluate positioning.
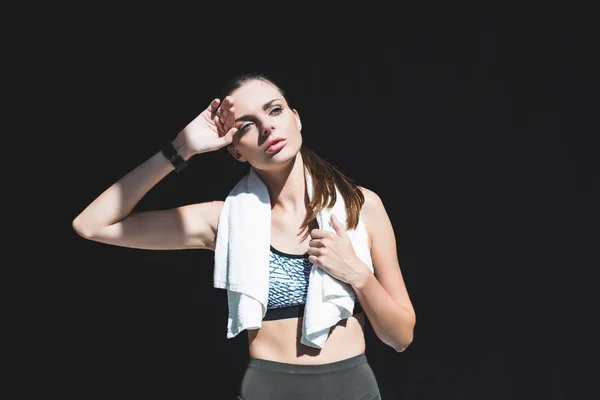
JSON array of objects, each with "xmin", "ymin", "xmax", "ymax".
[{"xmin": 161, "ymin": 141, "xmax": 188, "ymax": 172}]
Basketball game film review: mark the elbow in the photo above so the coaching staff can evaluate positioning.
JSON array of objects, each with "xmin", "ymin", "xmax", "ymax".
[
  {"xmin": 394, "ymin": 314, "xmax": 416, "ymax": 353},
  {"xmin": 393, "ymin": 333, "xmax": 414, "ymax": 353},
  {"xmin": 379, "ymin": 325, "xmax": 415, "ymax": 353},
  {"xmin": 72, "ymin": 215, "xmax": 94, "ymax": 239}
]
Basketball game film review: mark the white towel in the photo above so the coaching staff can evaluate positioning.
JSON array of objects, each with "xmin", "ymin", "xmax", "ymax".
[{"xmin": 213, "ymin": 167, "xmax": 373, "ymax": 349}]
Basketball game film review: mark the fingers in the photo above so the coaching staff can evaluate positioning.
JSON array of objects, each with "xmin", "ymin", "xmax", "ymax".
[
  {"xmin": 330, "ymin": 214, "xmax": 348, "ymax": 237},
  {"xmin": 208, "ymin": 98, "xmax": 220, "ymax": 115},
  {"xmin": 310, "ymin": 229, "xmax": 335, "ymax": 239},
  {"xmin": 306, "ymin": 246, "xmax": 319, "ymax": 256},
  {"xmin": 222, "ymin": 127, "xmax": 238, "ymax": 144},
  {"xmin": 213, "ymin": 96, "xmax": 235, "ymax": 137},
  {"xmin": 216, "ymin": 106, "xmax": 235, "ymax": 135},
  {"xmin": 217, "ymin": 96, "xmax": 233, "ymax": 123},
  {"xmin": 224, "ymin": 105, "xmax": 236, "ymax": 128},
  {"xmin": 309, "ymin": 239, "xmax": 325, "ymax": 248},
  {"xmin": 215, "ymin": 116, "xmax": 225, "ymax": 136},
  {"xmin": 307, "ymin": 255, "xmax": 321, "ymax": 267}
]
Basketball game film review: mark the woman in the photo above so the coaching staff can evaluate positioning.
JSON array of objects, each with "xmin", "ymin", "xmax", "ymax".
[{"xmin": 72, "ymin": 73, "xmax": 416, "ymax": 399}]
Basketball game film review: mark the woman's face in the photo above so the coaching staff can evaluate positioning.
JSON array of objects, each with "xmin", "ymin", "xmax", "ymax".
[{"xmin": 227, "ymin": 80, "xmax": 303, "ymax": 170}]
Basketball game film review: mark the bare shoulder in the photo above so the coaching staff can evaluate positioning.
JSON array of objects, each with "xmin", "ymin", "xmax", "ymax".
[
  {"xmin": 358, "ymin": 186, "xmax": 388, "ymax": 220},
  {"xmin": 357, "ymin": 186, "xmax": 392, "ymax": 250}
]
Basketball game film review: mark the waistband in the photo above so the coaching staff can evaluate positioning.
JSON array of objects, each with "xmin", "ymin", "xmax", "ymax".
[{"xmin": 247, "ymin": 352, "xmax": 367, "ymax": 374}]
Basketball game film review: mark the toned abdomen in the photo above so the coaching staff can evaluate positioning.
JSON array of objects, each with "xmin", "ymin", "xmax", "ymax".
[{"xmin": 247, "ymin": 313, "xmax": 366, "ymax": 365}]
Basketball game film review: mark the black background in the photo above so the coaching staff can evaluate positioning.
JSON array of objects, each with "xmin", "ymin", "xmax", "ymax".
[{"xmin": 50, "ymin": 1, "xmax": 599, "ymax": 398}]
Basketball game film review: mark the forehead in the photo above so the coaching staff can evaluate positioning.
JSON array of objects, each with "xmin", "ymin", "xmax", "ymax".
[{"xmin": 230, "ymin": 80, "xmax": 284, "ymax": 112}]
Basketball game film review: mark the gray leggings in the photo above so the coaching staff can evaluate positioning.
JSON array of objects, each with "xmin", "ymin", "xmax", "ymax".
[{"xmin": 237, "ymin": 353, "xmax": 381, "ymax": 400}]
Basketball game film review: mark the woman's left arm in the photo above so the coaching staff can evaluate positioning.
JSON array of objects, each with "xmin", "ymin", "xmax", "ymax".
[{"xmin": 352, "ymin": 187, "xmax": 416, "ymax": 352}]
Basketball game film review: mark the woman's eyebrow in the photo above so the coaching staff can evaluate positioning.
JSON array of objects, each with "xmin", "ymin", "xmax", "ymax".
[{"xmin": 235, "ymin": 99, "xmax": 283, "ymax": 123}]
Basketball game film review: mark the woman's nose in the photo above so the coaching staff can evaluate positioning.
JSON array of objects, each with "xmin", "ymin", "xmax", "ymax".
[{"xmin": 262, "ymin": 124, "xmax": 274, "ymax": 136}]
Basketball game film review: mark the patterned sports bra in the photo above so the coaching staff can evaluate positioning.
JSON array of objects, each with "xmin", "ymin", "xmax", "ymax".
[{"xmin": 263, "ymin": 245, "xmax": 363, "ymax": 321}]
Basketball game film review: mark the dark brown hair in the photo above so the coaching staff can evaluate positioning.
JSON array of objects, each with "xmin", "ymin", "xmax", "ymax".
[{"xmin": 220, "ymin": 73, "xmax": 365, "ymax": 231}]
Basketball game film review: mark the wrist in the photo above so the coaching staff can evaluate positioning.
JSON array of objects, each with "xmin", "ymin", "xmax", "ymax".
[
  {"xmin": 349, "ymin": 260, "xmax": 373, "ymax": 291},
  {"xmin": 171, "ymin": 135, "xmax": 195, "ymax": 162},
  {"xmin": 160, "ymin": 139, "xmax": 188, "ymax": 172}
]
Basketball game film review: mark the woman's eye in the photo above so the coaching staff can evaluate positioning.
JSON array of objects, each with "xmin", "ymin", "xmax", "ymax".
[
  {"xmin": 270, "ymin": 107, "xmax": 282, "ymax": 115},
  {"xmin": 240, "ymin": 123, "xmax": 252, "ymax": 132}
]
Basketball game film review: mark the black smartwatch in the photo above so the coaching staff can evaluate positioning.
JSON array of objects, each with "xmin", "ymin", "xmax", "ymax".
[{"xmin": 161, "ymin": 141, "xmax": 188, "ymax": 172}]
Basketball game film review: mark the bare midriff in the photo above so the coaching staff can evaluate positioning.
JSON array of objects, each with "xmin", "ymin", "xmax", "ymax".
[{"xmin": 247, "ymin": 312, "xmax": 366, "ymax": 365}]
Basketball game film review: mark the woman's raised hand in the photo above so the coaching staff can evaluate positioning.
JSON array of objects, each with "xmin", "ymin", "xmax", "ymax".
[{"xmin": 174, "ymin": 96, "xmax": 238, "ymax": 158}]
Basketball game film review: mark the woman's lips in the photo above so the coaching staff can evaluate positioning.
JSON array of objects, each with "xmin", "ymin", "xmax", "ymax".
[{"xmin": 266, "ymin": 139, "xmax": 287, "ymax": 153}]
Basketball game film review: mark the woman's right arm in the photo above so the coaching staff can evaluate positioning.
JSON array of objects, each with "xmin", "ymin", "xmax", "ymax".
[{"xmin": 72, "ymin": 97, "xmax": 238, "ymax": 251}]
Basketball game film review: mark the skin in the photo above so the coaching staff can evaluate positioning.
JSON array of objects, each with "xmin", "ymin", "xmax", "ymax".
[{"xmin": 72, "ymin": 79, "xmax": 416, "ymax": 365}]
